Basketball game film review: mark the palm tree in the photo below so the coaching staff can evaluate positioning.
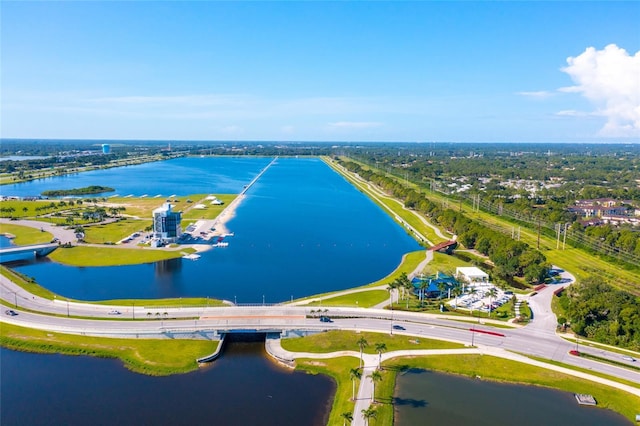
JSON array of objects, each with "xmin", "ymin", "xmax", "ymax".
[
  {"xmin": 393, "ymin": 277, "xmax": 404, "ymax": 301},
  {"xmin": 452, "ymin": 286, "xmax": 463, "ymax": 309},
  {"xmin": 436, "ymin": 281, "xmax": 448, "ymax": 300},
  {"xmin": 340, "ymin": 411, "xmax": 353, "ymax": 426},
  {"xmin": 386, "ymin": 281, "xmax": 396, "ymax": 307},
  {"xmin": 374, "ymin": 342, "xmax": 387, "ymax": 366},
  {"xmin": 419, "ymin": 279, "xmax": 429, "ymax": 307},
  {"xmin": 361, "ymin": 407, "xmax": 377, "ymax": 426},
  {"xmin": 404, "ymin": 278, "xmax": 414, "ymax": 308},
  {"xmin": 394, "ymin": 272, "xmax": 412, "ymax": 307},
  {"xmin": 487, "ymin": 287, "xmax": 498, "ymax": 317},
  {"xmin": 357, "ymin": 336, "xmax": 368, "ymax": 368},
  {"xmin": 369, "ymin": 369, "xmax": 383, "ymax": 402},
  {"xmin": 349, "ymin": 367, "xmax": 361, "ymax": 401},
  {"xmin": 467, "ymin": 286, "xmax": 478, "ymax": 318}
]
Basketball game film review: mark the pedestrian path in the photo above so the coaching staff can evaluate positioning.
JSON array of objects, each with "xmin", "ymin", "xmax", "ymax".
[{"xmin": 264, "ymin": 336, "xmax": 640, "ymax": 426}]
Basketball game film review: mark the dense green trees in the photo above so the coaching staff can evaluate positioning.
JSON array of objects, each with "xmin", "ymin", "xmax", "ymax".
[
  {"xmin": 559, "ymin": 278, "xmax": 640, "ymax": 350},
  {"xmin": 339, "ymin": 159, "xmax": 550, "ymax": 286},
  {"xmin": 350, "ymin": 143, "xmax": 640, "ymax": 266}
]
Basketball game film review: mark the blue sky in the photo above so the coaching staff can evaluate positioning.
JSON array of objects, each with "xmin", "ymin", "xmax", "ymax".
[{"xmin": 2, "ymin": 1, "xmax": 639, "ymax": 142}]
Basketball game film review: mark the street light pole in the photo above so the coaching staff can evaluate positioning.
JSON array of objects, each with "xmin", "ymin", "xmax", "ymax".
[{"xmin": 66, "ymin": 299, "xmax": 70, "ymax": 317}]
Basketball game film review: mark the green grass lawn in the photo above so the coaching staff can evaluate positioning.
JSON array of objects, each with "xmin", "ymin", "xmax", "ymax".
[
  {"xmin": 0, "ymin": 223, "xmax": 53, "ymax": 245},
  {"xmin": 83, "ymin": 218, "xmax": 150, "ymax": 244},
  {"xmin": 426, "ymin": 252, "xmax": 471, "ymax": 275},
  {"xmin": 48, "ymin": 245, "xmax": 192, "ymax": 266},
  {"xmin": 0, "ymin": 322, "xmax": 218, "ymax": 376},
  {"xmin": 295, "ymin": 357, "xmax": 359, "ymax": 426},
  {"xmin": 181, "ymin": 194, "xmax": 237, "ymax": 220},
  {"xmin": 281, "ymin": 330, "xmax": 464, "ymax": 354},
  {"xmin": 307, "ymin": 290, "xmax": 390, "ymax": 308}
]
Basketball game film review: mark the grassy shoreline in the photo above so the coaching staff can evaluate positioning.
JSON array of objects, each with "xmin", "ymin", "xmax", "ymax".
[
  {"xmin": 0, "ymin": 322, "xmax": 217, "ymax": 376},
  {"xmin": 375, "ymin": 355, "xmax": 640, "ymax": 424}
]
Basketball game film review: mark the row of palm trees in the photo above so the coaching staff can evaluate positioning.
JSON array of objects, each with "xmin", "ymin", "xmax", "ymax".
[
  {"xmin": 340, "ymin": 407, "xmax": 377, "ymax": 426},
  {"xmin": 387, "ymin": 272, "xmax": 502, "ymax": 317},
  {"xmin": 341, "ymin": 337, "xmax": 389, "ymax": 425}
]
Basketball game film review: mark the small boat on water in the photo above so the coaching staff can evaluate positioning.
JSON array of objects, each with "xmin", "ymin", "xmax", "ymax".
[
  {"xmin": 213, "ymin": 242, "xmax": 229, "ymax": 247},
  {"xmin": 182, "ymin": 253, "xmax": 201, "ymax": 260}
]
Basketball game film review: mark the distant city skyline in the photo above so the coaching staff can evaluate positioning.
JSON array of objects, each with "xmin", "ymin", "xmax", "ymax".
[{"xmin": 2, "ymin": 1, "xmax": 639, "ymax": 143}]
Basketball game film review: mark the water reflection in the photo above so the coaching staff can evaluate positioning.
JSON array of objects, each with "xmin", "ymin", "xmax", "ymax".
[
  {"xmin": 394, "ymin": 369, "xmax": 630, "ymax": 426},
  {"xmin": 0, "ymin": 334, "xmax": 334, "ymax": 426}
]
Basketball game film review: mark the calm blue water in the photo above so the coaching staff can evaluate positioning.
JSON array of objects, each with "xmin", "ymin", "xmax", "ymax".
[
  {"xmin": 2, "ymin": 156, "xmax": 272, "ymax": 197},
  {"xmin": 0, "ymin": 235, "xmax": 13, "ymax": 248},
  {"xmin": 11, "ymin": 157, "xmax": 420, "ymax": 303},
  {"xmin": 394, "ymin": 369, "xmax": 630, "ymax": 426},
  {"xmin": 0, "ymin": 335, "xmax": 334, "ymax": 426}
]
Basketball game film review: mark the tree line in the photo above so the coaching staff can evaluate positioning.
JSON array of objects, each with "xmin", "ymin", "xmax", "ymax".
[
  {"xmin": 558, "ymin": 278, "xmax": 640, "ymax": 350},
  {"xmin": 337, "ymin": 158, "xmax": 550, "ymax": 286}
]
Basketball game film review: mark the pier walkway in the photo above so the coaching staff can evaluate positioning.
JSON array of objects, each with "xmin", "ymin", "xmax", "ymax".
[{"xmin": 209, "ymin": 156, "xmax": 278, "ymax": 234}]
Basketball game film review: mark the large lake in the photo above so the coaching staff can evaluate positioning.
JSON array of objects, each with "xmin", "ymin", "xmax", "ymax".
[
  {"xmin": 7, "ymin": 157, "xmax": 421, "ymax": 303},
  {"xmin": 2, "ymin": 156, "xmax": 633, "ymax": 425}
]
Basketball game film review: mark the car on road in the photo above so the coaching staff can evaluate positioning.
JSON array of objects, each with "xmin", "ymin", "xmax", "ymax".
[
  {"xmin": 392, "ymin": 325, "xmax": 405, "ymax": 330},
  {"xmin": 319, "ymin": 316, "xmax": 332, "ymax": 323},
  {"xmin": 108, "ymin": 310, "xmax": 121, "ymax": 315},
  {"xmin": 5, "ymin": 309, "xmax": 18, "ymax": 316},
  {"xmin": 622, "ymin": 356, "xmax": 636, "ymax": 362}
]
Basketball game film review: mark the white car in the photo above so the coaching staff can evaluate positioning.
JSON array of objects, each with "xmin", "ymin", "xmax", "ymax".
[
  {"xmin": 622, "ymin": 356, "xmax": 636, "ymax": 362},
  {"xmin": 108, "ymin": 310, "xmax": 121, "ymax": 315}
]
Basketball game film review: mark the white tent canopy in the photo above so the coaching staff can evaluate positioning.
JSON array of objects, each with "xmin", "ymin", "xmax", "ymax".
[{"xmin": 455, "ymin": 266, "xmax": 489, "ymax": 283}]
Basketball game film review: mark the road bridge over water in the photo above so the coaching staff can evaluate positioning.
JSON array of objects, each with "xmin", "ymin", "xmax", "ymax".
[{"xmin": 0, "ymin": 242, "xmax": 58, "ymax": 263}]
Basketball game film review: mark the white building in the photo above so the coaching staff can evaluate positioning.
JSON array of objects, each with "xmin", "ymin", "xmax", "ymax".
[
  {"xmin": 455, "ymin": 266, "xmax": 489, "ymax": 283},
  {"xmin": 152, "ymin": 203, "xmax": 182, "ymax": 243}
]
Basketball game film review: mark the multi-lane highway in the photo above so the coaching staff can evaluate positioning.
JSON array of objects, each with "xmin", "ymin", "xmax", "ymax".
[{"xmin": 2, "ymin": 292, "xmax": 639, "ymax": 385}]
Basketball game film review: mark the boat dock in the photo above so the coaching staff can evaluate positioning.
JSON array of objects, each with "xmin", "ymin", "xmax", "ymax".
[{"xmin": 574, "ymin": 394, "xmax": 597, "ymax": 406}]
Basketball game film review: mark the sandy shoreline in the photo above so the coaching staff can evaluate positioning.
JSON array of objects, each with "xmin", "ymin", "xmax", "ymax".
[{"xmin": 210, "ymin": 194, "xmax": 244, "ymax": 236}]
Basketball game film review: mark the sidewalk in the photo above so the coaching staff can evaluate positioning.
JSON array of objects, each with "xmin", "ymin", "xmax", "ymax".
[{"xmin": 265, "ymin": 336, "xmax": 640, "ymax": 426}]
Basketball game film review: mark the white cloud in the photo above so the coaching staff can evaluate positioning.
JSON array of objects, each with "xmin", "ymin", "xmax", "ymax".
[
  {"xmin": 516, "ymin": 91, "xmax": 554, "ymax": 99},
  {"xmin": 328, "ymin": 121, "xmax": 383, "ymax": 129},
  {"xmin": 555, "ymin": 110, "xmax": 598, "ymax": 117},
  {"xmin": 89, "ymin": 94, "xmax": 252, "ymax": 107},
  {"xmin": 560, "ymin": 44, "xmax": 640, "ymax": 137}
]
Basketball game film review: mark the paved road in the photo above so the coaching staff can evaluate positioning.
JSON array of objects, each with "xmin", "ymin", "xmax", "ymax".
[{"xmin": 2, "ymin": 288, "xmax": 638, "ymax": 385}]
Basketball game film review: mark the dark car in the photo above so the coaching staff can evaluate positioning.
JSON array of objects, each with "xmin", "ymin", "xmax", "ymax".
[
  {"xmin": 392, "ymin": 324, "xmax": 405, "ymax": 330},
  {"xmin": 4, "ymin": 309, "xmax": 18, "ymax": 316},
  {"xmin": 319, "ymin": 316, "xmax": 332, "ymax": 323}
]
